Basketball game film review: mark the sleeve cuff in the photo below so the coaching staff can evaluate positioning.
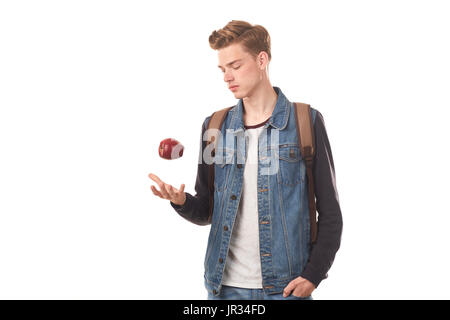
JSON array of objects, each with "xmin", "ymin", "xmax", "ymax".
[
  {"xmin": 170, "ymin": 193, "xmax": 193, "ymax": 214},
  {"xmin": 301, "ymin": 268, "xmax": 328, "ymax": 288}
]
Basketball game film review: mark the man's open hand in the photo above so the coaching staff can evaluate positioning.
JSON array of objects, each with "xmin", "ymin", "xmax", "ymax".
[
  {"xmin": 148, "ymin": 173, "xmax": 186, "ymax": 206},
  {"xmin": 283, "ymin": 276, "xmax": 316, "ymax": 298}
]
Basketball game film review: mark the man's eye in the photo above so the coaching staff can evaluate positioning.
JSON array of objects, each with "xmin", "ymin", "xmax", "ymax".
[{"xmin": 220, "ymin": 66, "xmax": 240, "ymax": 73}]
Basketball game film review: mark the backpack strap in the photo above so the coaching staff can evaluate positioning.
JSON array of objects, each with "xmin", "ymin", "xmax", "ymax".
[
  {"xmin": 205, "ymin": 106, "xmax": 233, "ymax": 223},
  {"xmin": 293, "ymin": 102, "xmax": 318, "ymax": 244}
]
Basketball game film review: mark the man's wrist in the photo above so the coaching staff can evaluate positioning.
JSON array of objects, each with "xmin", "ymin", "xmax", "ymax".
[{"xmin": 171, "ymin": 194, "xmax": 186, "ymax": 207}]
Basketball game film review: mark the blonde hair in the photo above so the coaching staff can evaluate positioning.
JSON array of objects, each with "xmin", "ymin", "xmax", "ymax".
[{"xmin": 209, "ymin": 20, "xmax": 271, "ymax": 62}]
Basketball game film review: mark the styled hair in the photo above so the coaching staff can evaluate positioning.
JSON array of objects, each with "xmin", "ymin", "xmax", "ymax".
[{"xmin": 209, "ymin": 20, "xmax": 271, "ymax": 62}]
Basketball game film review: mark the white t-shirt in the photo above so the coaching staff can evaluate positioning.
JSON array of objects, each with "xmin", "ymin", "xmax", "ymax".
[{"xmin": 221, "ymin": 117, "xmax": 270, "ymax": 288}]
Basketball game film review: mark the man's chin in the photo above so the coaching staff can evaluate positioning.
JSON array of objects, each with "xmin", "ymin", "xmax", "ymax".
[{"xmin": 232, "ymin": 91, "xmax": 244, "ymax": 98}]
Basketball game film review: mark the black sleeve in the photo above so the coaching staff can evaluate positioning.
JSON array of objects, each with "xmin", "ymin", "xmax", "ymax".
[
  {"xmin": 300, "ymin": 110, "xmax": 343, "ymax": 288},
  {"xmin": 170, "ymin": 117, "xmax": 212, "ymax": 226}
]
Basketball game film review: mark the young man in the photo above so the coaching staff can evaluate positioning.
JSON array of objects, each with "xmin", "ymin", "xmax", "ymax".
[{"xmin": 149, "ymin": 20, "xmax": 343, "ymax": 300}]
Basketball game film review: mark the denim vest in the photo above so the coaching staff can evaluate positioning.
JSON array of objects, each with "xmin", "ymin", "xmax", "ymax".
[{"xmin": 203, "ymin": 86, "xmax": 318, "ymax": 296}]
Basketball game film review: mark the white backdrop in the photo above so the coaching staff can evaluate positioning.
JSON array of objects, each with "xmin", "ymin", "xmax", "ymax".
[{"xmin": 1, "ymin": 0, "xmax": 449, "ymax": 299}]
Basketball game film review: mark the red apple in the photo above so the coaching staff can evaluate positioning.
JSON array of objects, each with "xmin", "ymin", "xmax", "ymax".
[{"xmin": 159, "ymin": 138, "xmax": 184, "ymax": 160}]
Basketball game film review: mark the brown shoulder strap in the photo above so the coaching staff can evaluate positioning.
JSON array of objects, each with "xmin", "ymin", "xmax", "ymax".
[
  {"xmin": 206, "ymin": 106, "xmax": 233, "ymax": 223},
  {"xmin": 293, "ymin": 102, "xmax": 318, "ymax": 244}
]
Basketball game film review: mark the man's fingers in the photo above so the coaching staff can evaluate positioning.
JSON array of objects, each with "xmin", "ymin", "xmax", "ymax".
[
  {"xmin": 148, "ymin": 173, "xmax": 184, "ymax": 201},
  {"xmin": 166, "ymin": 185, "xmax": 176, "ymax": 197},
  {"xmin": 151, "ymin": 185, "xmax": 163, "ymax": 198},
  {"xmin": 283, "ymin": 281, "xmax": 295, "ymax": 297},
  {"xmin": 148, "ymin": 173, "xmax": 171, "ymax": 197},
  {"xmin": 170, "ymin": 184, "xmax": 184, "ymax": 193},
  {"xmin": 148, "ymin": 173, "xmax": 157, "ymax": 181},
  {"xmin": 149, "ymin": 174, "xmax": 166, "ymax": 191},
  {"xmin": 152, "ymin": 183, "xmax": 170, "ymax": 199},
  {"xmin": 148, "ymin": 173, "xmax": 164, "ymax": 185},
  {"xmin": 159, "ymin": 184, "xmax": 171, "ymax": 198}
]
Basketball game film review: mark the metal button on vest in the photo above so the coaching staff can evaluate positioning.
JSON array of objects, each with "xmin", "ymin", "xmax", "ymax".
[
  {"xmin": 219, "ymin": 258, "xmax": 223, "ymax": 263},
  {"xmin": 223, "ymin": 226, "xmax": 228, "ymax": 231},
  {"xmin": 290, "ymin": 148, "xmax": 295, "ymax": 158},
  {"xmin": 230, "ymin": 195, "xmax": 237, "ymax": 200}
]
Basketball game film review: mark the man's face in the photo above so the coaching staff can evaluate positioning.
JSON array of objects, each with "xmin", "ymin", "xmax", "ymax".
[{"xmin": 217, "ymin": 43, "xmax": 262, "ymax": 99}]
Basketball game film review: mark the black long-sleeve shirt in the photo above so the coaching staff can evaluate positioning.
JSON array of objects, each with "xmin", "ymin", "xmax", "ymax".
[{"xmin": 170, "ymin": 110, "xmax": 343, "ymax": 288}]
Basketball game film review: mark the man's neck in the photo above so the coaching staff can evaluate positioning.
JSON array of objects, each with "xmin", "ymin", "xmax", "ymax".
[{"xmin": 242, "ymin": 82, "xmax": 278, "ymax": 126}]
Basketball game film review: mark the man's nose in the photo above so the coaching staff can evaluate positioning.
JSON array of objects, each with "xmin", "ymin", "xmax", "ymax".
[{"xmin": 223, "ymin": 70, "xmax": 234, "ymax": 82}]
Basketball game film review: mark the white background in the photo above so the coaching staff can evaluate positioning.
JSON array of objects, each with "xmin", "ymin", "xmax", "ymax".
[{"xmin": 1, "ymin": 0, "xmax": 449, "ymax": 299}]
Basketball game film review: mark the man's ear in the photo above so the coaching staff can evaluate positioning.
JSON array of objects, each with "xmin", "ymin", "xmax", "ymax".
[{"xmin": 259, "ymin": 52, "xmax": 268, "ymax": 70}]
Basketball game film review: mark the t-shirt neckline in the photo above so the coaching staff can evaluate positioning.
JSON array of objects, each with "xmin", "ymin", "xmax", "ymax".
[{"xmin": 244, "ymin": 117, "xmax": 271, "ymax": 129}]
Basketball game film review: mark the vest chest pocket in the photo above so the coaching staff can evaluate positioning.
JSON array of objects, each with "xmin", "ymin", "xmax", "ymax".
[
  {"xmin": 276, "ymin": 144, "xmax": 305, "ymax": 186},
  {"xmin": 214, "ymin": 148, "xmax": 235, "ymax": 192}
]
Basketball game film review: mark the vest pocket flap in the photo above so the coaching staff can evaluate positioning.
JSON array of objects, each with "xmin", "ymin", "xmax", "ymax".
[
  {"xmin": 275, "ymin": 144, "xmax": 305, "ymax": 185},
  {"xmin": 278, "ymin": 144, "xmax": 302, "ymax": 162}
]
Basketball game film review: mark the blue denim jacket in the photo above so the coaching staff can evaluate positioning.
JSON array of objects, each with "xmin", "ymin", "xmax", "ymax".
[{"xmin": 171, "ymin": 86, "xmax": 343, "ymax": 297}]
